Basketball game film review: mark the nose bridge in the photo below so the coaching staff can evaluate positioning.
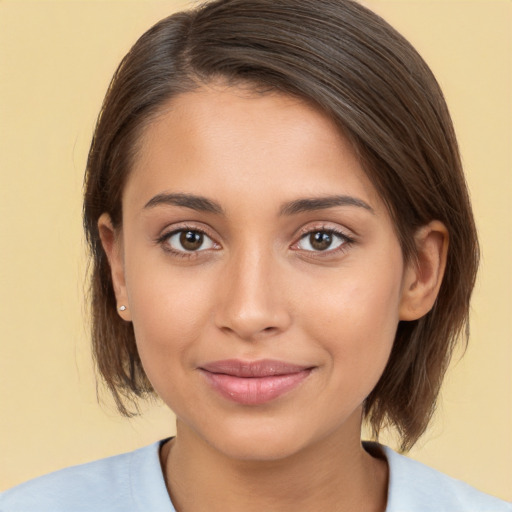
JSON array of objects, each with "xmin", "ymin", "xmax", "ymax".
[{"xmin": 215, "ymin": 238, "xmax": 290, "ymax": 340}]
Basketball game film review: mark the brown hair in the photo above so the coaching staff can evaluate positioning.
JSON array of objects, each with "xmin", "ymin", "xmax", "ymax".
[{"xmin": 83, "ymin": 0, "xmax": 479, "ymax": 451}]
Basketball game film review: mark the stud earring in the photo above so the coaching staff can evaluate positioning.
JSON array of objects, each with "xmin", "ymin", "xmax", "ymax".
[{"xmin": 119, "ymin": 305, "xmax": 127, "ymax": 311}]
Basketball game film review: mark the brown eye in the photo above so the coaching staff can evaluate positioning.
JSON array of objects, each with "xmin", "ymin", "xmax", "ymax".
[
  {"xmin": 180, "ymin": 230, "xmax": 204, "ymax": 251},
  {"xmin": 297, "ymin": 230, "xmax": 347, "ymax": 252},
  {"xmin": 165, "ymin": 230, "xmax": 216, "ymax": 252},
  {"xmin": 310, "ymin": 232, "xmax": 333, "ymax": 251}
]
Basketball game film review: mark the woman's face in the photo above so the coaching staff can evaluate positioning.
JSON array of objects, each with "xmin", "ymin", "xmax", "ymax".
[{"xmin": 108, "ymin": 85, "xmax": 413, "ymax": 460}]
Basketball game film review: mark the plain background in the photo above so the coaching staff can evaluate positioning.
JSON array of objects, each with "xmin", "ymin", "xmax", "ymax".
[{"xmin": 0, "ymin": 0, "xmax": 510, "ymax": 501}]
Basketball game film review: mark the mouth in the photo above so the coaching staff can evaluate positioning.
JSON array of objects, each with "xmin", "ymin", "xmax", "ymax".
[{"xmin": 199, "ymin": 359, "xmax": 314, "ymax": 405}]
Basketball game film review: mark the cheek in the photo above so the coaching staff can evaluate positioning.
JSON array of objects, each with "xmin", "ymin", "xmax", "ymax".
[
  {"xmin": 125, "ymin": 261, "xmax": 214, "ymax": 384},
  {"xmin": 298, "ymin": 263, "xmax": 403, "ymax": 394}
]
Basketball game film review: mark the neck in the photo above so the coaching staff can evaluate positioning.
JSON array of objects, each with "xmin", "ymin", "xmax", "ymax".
[{"xmin": 161, "ymin": 418, "xmax": 388, "ymax": 512}]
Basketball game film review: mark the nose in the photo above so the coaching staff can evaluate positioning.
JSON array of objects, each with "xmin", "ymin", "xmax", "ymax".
[{"xmin": 214, "ymin": 245, "xmax": 292, "ymax": 341}]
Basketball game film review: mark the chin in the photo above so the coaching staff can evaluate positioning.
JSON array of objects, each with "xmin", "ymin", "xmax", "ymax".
[{"xmin": 191, "ymin": 414, "xmax": 334, "ymax": 463}]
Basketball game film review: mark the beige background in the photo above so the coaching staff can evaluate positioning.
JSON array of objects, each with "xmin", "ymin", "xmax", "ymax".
[{"xmin": 0, "ymin": 0, "xmax": 510, "ymax": 501}]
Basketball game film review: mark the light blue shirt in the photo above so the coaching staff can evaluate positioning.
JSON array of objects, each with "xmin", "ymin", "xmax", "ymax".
[{"xmin": 1, "ymin": 440, "xmax": 510, "ymax": 511}]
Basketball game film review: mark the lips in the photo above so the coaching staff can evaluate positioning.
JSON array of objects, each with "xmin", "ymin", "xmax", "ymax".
[{"xmin": 199, "ymin": 359, "xmax": 313, "ymax": 405}]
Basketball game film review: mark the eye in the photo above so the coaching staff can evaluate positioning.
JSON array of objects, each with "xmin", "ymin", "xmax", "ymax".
[
  {"xmin": 164, "ymin": 229, "xmax": 216, "ymax": 252},
  {"xmin": 296, "ymin": 230, "xmax": 348, "ymax": 252}
]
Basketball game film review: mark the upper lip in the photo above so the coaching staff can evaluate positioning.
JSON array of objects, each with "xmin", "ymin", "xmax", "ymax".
[{"xmin": 199, "ymin": 359, "xmax": 312, "ymax": 378}]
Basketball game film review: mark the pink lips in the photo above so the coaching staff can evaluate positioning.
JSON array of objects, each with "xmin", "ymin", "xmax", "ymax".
[{"xmin": 199, "ymin": 359, "xmax": 313, "ymax": 405}]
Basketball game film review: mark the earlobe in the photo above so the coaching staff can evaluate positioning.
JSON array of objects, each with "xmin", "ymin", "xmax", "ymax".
[
  {"xmin": 399, "ymin": 221, "xmax": 449, "ymax": 321},
  {"xmin": 98, "ymin": 213, "xmax": 132, "ymax": 322}
]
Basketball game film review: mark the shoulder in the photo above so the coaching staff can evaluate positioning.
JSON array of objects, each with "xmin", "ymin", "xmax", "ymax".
[
  {"xmin": 369, "ymin": 443, "xmax": 512, "ymax": 512},
  {"xmin": 0, "ymin": 440, "xmax": 173, "ymax": 512}
]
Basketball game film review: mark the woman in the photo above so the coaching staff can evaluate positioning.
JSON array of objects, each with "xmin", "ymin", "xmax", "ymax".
[{"xmin": 2, "ymin": 0, "xmax": 510, "ymax": 510}]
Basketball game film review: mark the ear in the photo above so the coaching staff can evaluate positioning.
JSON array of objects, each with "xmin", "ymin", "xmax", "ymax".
[
  {"xmin": 98, "ymin": 213, "xmax": 132, "ymax": 322},
  {"xmin": 399, "ymin": 220, "xmax": 449, "ymax": 321}
]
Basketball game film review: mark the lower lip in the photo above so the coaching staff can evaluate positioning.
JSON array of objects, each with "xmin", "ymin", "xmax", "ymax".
[{"xmin": 201, "ymin": 369, "xmax": 312, "ymax": 405}]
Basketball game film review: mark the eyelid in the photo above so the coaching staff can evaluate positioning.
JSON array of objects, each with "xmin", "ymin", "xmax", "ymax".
[
  {"xmin": 155, "ymin": 223, "xmax": 221, "ymax": 255},
  {"xmin": 295, "ymin": 222, "xmax": 356, "ymax": 241},
  {"xmin": 291, "ymin": 223, "xmax": 356, "ymax": 254},
  {"xmin": 168, "ymin": 230, "xmax": 216, "ymax": 251}
]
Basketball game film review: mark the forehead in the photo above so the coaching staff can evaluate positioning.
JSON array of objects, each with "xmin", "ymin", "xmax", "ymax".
[{"xmin": 125, "ymin": 84, "xmax": 383, "ymax": 214}]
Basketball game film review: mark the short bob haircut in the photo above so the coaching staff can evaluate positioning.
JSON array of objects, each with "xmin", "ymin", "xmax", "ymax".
[{"xmin": 83, "ymin": 0, "xmax": 478, "ymax": 451}]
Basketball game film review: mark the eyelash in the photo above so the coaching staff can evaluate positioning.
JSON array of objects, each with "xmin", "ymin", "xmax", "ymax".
[
  {"xmin": 156, "ymin": 224, "xmax": 355, "ymax": 259},
  {"xmin": 293, "ymin": 225, "xmax": 355, "ymax": 256},
  {"xmin": 156, "ymin": 225, "xmax": 219, "ymax": 259}
]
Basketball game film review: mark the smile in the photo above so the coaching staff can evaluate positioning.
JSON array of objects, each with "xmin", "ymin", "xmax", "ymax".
[{"xmin": 199, "ymin": 359, "xmax": 314, "ymax": 405}]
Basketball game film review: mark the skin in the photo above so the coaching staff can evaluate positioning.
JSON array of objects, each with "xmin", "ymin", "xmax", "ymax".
[{"xmin": 100, "ymin": 84, "xmax": 448, "ymax": 512}]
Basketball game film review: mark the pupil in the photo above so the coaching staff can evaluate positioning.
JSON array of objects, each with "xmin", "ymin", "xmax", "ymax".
[
  {"xmin": 180, "ymin": 231, "xmax": 203, "ymax": 251},
  {"xmin": 310, "ymin": 231, "xmax": 332, "ymax": 251}
]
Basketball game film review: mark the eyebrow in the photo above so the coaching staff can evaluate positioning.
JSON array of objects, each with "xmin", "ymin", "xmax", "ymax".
[
  {"xmin": 144, "ymin": 193, "xmax": 224, "ymax": 214},
  {"xmin": 279, "ymin": 195, "xmax": 374, "ymax": 216}
]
